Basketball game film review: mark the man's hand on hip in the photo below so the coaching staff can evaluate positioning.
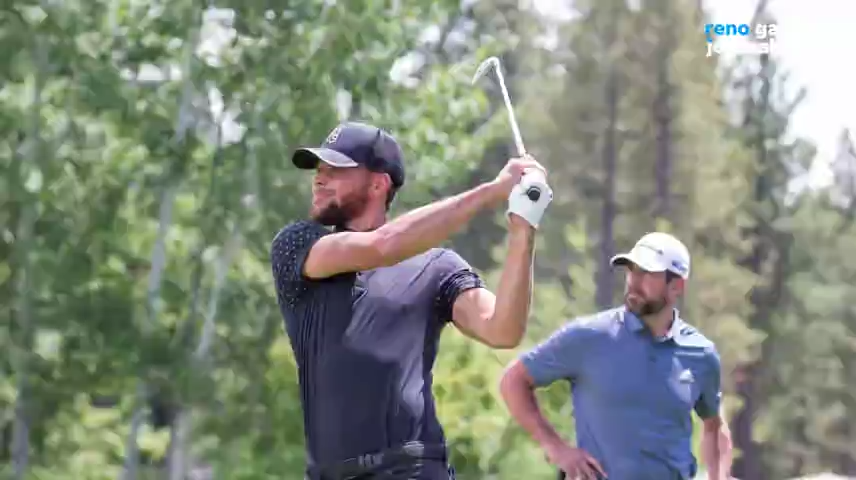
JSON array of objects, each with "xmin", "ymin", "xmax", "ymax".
[{"xmin": 544, "ymin": 439, "xmax": 607, "ymax": 480}]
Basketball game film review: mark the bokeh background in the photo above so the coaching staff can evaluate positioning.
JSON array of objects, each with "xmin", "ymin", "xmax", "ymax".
[{"xmin": 1, "ymin": 0, "xmax": 855, "ymax": 479}]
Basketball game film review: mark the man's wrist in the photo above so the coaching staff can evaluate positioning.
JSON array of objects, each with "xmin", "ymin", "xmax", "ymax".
[
  {"xmin": 508, "ymin": 218, "xmax": 536, "ymax": 242},
  {"xmin": 481, "ymin": 179, "xmax": 509, "ymax": 207},
  {"xmin": 536, "ymin": 430, "xmax": 566, "ymax": 453}
]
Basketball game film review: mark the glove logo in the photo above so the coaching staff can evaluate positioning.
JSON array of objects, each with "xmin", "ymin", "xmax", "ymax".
[{"xmin": 507, "ymin": 172, "xmax": 553, "ymax": 229}]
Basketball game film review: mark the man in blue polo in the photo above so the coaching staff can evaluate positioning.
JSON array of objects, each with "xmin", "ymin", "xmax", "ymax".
[
  {"xmin": 270, "ymin": 122, "xmax": 553, "ymax": 479},
  {"xmin": 499, "ymin": 232, "xmax": 733, "ymax": 480}
]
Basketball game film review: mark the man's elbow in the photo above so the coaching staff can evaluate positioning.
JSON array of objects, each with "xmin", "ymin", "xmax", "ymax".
[
  {"xmin": 499, "ymin": 370, "xmax": 515, "ymax": 400},
  {"xmin": 488, "ymin": 331, "xmax": 524, "ymax": 349},
  {"xmin": 499, "ymin": 360, "xmax": 535, "ymax": 401},
  {"xmin": 455, "ymin": 293, "xmax": 522, "ymax": 349},
  {"xmin": 479, "ymin": 318, "xmax": 524, "ymax": 349},
  {"xmin": 499, "ymin": 364, "xmax": 520, "ymax": 397},
  {"xmin": 485, "ymin": 311, "xmax": 525, "ymax": 349}
]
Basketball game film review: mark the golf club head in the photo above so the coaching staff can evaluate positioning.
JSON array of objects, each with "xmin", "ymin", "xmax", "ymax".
[{"xmin": 471, "ymin": 56, "xmax": 501, "ymax": 85}]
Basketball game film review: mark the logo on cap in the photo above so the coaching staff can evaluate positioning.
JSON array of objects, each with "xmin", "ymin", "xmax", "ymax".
[
  {"xmin": 671, "ymin": 260, "xmax": 688, "ymax": 275},
  {"xmin": 325, "ymin": 126, "xmax": 342, "ymax": 145},
  {"xmin": 638, "ymin": 243, "xmax": 664, "ymax": 256}
]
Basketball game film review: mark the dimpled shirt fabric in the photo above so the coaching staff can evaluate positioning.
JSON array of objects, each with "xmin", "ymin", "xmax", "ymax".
[{"xmin": 270, "ymin": 219, "xmax": 484, "ymax": 476}]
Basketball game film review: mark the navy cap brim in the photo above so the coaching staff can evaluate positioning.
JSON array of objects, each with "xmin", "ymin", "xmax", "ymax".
[{"xmin": 292, "ymin": 147, "xmax": 360, "ymax": 170}]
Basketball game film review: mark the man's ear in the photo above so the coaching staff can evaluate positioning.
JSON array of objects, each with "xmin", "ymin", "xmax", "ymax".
[
  {"xmin": 371, "ymin": 172, "xmax": 391, "ymax": 193},
  {"xmin": 670, "ymin": 277, "xmax": 686, "ymax": 295}
]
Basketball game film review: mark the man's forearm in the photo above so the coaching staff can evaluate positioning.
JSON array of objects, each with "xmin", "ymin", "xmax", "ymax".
[
  {"xmin": 373, "ymin": 181, "xmax": 503, "ymax": 266},
  {"xmin": 500, "ymin": 375, "xmax": 564, "ymax": 450},
  {"xmin": 702, "ymin": 424, "xmax": 732, "ymax": 480},
  {"xmin": 702, "ymin": 430, "xmax": 721, "ymax": 479},
  {"xmin": 485, "ymin": 225, "xmax": 536, "ymax": 347}
]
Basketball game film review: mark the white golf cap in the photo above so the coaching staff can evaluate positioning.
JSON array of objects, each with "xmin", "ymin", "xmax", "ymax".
[{"xmin": 610, "ymin": 232, "xmax": 691, "ymax": 279}]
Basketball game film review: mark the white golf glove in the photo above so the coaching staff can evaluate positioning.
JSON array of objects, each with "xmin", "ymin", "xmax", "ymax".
[{"xmin": 507, "ymin": 169, "xmax": 553, "ymax": 228}]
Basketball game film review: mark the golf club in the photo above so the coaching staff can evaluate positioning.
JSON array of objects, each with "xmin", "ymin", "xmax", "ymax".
[{"xmin": 472, "ymin": 56, "xmax": 546, "ymax": 202}]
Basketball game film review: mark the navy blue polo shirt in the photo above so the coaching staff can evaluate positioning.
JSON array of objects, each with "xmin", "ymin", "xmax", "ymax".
[
  {"xmin": 521, "ymin": 307, "xmax": 722, "ymax": 480},
  {"xmin": 269, "ymin": 220, "xmax": 484, "ymax": 475}
]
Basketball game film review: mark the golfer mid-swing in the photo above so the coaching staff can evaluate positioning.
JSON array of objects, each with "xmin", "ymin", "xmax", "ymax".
[
  {"xmin": 500, "ymin": 232, "xmax": 733, "ymax": 480},
  {"xmin": 270, "ymin": 122, "xmax": 553, "ymax": 479}
]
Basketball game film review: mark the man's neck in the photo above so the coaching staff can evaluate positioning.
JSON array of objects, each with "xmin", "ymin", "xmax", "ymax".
[
  {"xmin": 641, "ymin": 307, "xmax": 675, "ymax": 338},
  {"xmin": 345, "ymin": 211, "xmax": 387, "ymax": 232}
]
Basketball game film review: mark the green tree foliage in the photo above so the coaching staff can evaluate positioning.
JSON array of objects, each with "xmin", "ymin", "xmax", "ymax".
[{"xmin": 1, "ymin": 1, "xmax": 500, "ymax": 478}]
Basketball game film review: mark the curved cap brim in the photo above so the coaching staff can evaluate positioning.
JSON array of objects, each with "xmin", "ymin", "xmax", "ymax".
[
  {"xmin": 292, "ymin": 147, "xmax": 360, "ymax": 169},
  {"xmin": 610, "ymin": 250, "xmax": 669, "ymax": 274}
]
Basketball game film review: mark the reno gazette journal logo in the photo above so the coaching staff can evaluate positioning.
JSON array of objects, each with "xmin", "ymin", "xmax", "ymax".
[{"xmin": 705, "ymin": 22, "xmax": 778, "ymax": 57}]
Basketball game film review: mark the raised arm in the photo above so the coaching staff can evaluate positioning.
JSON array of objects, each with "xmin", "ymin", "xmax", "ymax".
[
  {"xmin": 302, "ymin": 156, "xmax": 544, "ymax": 279},
  {"xmin": 304, "ymin": 182, "xmax": 500, "ymax": 279},
  {"xmin": 449, "ymin": 214, "xmax": 536, "ymax": 348}
]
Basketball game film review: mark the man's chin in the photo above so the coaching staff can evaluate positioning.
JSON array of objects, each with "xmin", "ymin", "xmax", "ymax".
[
  {"xmin": 624, "ymin": 295, "xmax": 642, "ymax": 309},
  {"xmin": 310, "ymin": 214, "xmax": 335, "ymax": 226},
  {"xmin": 310, "ymin": 208, "xmax": 349, "ymax": 228},
  {"xmin": 627, "ymin": 302, "xmax": 667, "ymax": 317}
]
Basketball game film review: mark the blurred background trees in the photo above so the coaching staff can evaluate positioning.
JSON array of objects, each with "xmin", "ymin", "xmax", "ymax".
[{"xmin": 1, "ymin": 0, "xmax": 854, "ymax": 479}]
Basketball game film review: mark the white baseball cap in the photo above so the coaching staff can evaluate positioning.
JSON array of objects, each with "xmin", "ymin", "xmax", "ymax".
[{"xmin": 610, "ymin": 232, "xmax": 691, "ymax": 279}]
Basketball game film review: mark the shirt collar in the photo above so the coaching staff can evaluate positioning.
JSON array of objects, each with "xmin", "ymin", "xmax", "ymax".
[
  {"xmin": 622, "ymin": 307, "xmax": 684, "ymax": 343},
  {"xmin": 334, "ymin": 224, "xmax": 379, "ymax": 233}
]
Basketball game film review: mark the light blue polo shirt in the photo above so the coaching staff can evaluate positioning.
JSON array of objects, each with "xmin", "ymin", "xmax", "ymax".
[{"xmin": 520, "ymin": 307, "xmax": 721, "ymax": 480}]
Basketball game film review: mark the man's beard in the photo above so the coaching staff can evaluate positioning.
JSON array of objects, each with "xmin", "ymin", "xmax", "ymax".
[
  {"xmin": 311, "ymin": 192, "xmax": 369, "ymax": 229},
  {"xmin": 624, "ymin": 291, "xmax": 668, "ymax": 316}
]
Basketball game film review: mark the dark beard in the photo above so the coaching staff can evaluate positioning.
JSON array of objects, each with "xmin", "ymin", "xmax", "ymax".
[
  {"xmin": 625, "ymin": 292, "xmax": 668, "ymax": 316},
  {"xmin": 311, "ymin": 191, "xmax": 370, "ymax": 229},
  {"xmin": 312, "ymin": 202, "xmax": 352, "ymax": 229},
  {"xmin": 634, "ymin": 298, "xmax": 667, "ymax": 316}
]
